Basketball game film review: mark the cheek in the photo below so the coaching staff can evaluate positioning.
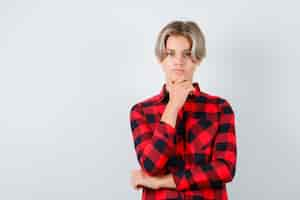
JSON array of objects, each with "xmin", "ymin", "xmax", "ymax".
[
  {"xmin": 162, "ymin": 58, "xmax": 172, "ymax": 66},
  {"xmin": 161, "ymin": 61, "xmax": 173, "ymax": 71},
  {"xmin": 186, "ymin": 66, "xmax": 197, "ymax": 76}
]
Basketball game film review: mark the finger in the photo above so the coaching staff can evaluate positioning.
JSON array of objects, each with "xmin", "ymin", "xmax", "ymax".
[
  {"xmin": 131, "ymin": 178, "xmax": 140, "ymax": 190},
  {"xmin": 182, "ymin": 84, "xmax": 194, "ymax": 94},
  {"xmin": 172, "ymin": 74, "xmax": 185, "ymax": 84},
  {"xmin": 130, "ymin": 176, "xmax": 136, "ymax": 188},
  {"xmin": 130, "ymin": 172, "xmax": 139, "ymax": 186},
  {"xmin": 167, "ymin": 78, "xmax": 174, "ymax": 86},
  {"xmin": 184, "ymin": 84, "xmax": 194, "ymax": 90},
  {"xmin": 131, "ymin": 169, "xmax": 138, "ymax": 175},
  {"xmin": 133, "ymin": 183, "xmax": 139, "ymax": 190},
  {"xmin": 188, "ymin": 86, "xmax": 195, "ymax": 95},
  {"xmin": 175, "ymin": 77, "xmax": 186, "ymax": 85},
  {"xmin": 134, "ymin": 184, "xmax": 141, "ymax": 190},
  {"xmin": 140, "ymin": 170, "xmax": 147, "ymax": 178},
  {"xmin": 174, "ymin": 80, "xmax": 187, "ymax": 87},
  {"xmin": 181, "ymin": 80, "xmax": 192, "ymax": 85},
  {"xmin": 185, "ymin": 86, "xmax": 194, "ymax": 95},
  {"xmin": 180, "ymin": 81, "xmax": 193, "ymax": 89},
  {"xmin": 135, "ymin": 185, "xmax": 142, "ymax": 191}
]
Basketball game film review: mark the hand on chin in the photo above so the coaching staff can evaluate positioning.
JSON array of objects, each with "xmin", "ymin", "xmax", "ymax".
[{"xmin": 170, "ymin": 72, "xmax": 186, "ymax": 84}]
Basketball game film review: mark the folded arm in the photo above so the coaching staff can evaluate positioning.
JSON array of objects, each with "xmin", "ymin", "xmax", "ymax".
[{"xmin": 130, "ymin": 103, "xmax": 179, "ymax": 176}]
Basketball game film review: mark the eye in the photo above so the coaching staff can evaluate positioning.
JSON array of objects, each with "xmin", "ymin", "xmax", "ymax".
[
  {"xmin": 183, "ymin": 52, "xmax": 192, "ymax": 57},
  {"xmin": 166, "ymin": 51, "xmax": 175, "ymax": 56}
]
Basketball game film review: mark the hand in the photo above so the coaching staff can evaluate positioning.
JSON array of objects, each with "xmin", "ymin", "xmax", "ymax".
[
  {"xmin": 167, "ymin": 75, "xmax": 195, "ymax": 110},
  {"xmin": 130, "ymin": 169, "xmax": 159, "ymax": 190}
]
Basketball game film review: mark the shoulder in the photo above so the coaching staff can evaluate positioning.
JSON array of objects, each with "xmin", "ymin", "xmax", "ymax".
[
  {"xmin": 129, "ymin": 93, "xmax": 161, "ymax": 114},
  {"xmin": 198, "ymin": 90, "xmax": 235, "ymax": 114}
]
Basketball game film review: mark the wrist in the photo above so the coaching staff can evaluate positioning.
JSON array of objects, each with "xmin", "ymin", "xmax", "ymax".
[
  {"xmin": 155, "ymin": 174, "xmax": 169, "ymax": 189},
  {"xmin": 151, "ymin": 176, "xmax": 161, "ymax": 190},
  {"xmin": 159, "ymin": 174, "xmax": 176, "ymax": 189},
  {"xmin": 167, "ymin": 101, "xmax": 180, "ymax": 112}
]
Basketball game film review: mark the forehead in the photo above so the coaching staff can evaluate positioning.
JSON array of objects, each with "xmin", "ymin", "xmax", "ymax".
[{"xmin": 165, "ymin": 35, "xmax": 191, "ymax": 50}]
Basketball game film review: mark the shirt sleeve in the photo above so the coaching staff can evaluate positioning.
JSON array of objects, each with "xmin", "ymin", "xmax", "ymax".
[
  {"xmin": 130, "ymin": 103, "xmax": 177, "ymax": 176},
  {"xmin": 171, "ymin": 99, "xmax": 237, "ymax": 191}
]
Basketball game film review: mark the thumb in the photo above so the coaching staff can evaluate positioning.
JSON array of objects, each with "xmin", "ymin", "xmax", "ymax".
[{"xmin": 188, "ymin": 86, "xmax": 195, "ymax": 95}]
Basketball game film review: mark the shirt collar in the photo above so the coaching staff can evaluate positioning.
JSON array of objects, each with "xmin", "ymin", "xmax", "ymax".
[{"xmin": 157, "ymin": 81, "xmax": 202, "ymax": 103}]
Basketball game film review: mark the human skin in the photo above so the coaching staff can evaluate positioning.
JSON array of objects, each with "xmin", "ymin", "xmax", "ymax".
[{"xmin": 131, "ymin": 35, "xmax": 201, "ymax": 190}]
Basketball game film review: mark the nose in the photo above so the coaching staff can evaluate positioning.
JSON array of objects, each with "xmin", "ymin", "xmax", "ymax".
[{"xmin": 173, "ymin": 54, "xmax": 185, "ymax": 66}]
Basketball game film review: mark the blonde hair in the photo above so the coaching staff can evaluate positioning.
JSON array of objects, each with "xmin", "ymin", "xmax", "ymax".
[{"xmin": 155, "ymin": 20, "xmax": 206, "ymax": 63}]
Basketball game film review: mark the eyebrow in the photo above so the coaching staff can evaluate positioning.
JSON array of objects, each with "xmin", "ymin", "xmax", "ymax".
[{"xmin": 166, "ymin": 48, "xmax": 191, "ymax": 51}]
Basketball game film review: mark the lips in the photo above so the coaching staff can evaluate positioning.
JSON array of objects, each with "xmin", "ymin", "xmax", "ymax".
[{"xmin": 173, "ymin": 69, "xmax": 184, "ymax": 72}]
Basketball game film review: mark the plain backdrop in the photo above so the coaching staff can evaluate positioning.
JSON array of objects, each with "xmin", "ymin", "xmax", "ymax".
[{"xmin": 0, "ymin": 0, "xmax": 299, "ymax": 199}]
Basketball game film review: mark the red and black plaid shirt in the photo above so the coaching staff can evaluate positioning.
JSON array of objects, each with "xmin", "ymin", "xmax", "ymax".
[{"xmin": 129, "ymin": 82, "xmax": 237, "ymax": 200}]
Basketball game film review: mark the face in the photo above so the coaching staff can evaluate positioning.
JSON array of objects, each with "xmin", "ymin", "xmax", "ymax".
[{"xmin": 158, "ymin": 35, "xmax": 200, "ymax": 84}]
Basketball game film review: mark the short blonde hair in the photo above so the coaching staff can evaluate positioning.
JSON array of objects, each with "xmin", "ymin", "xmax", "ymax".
[{"xmin": 155, "ymin": 20, "xmax": 206, "ymax": 63}]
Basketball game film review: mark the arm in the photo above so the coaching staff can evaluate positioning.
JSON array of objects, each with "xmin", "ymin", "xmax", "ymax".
[
  {"xmin": 129, "ymin": 102, "xmax": 179, "ymax": 176},
  {"xmin": 169, "ymin": 99, "xmax": 237, "ymax": 191},
  {"xmin": 131, "ymin": 169, "xmax": 176, "ymax": 190},
  {"xmin": 156, "ymin": 174, "xmax": 177, "ymax": 189}
]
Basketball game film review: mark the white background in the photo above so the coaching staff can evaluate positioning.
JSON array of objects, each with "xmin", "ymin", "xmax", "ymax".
[{"xmin": 0, "ymin": 0, "xmax": 299, "ymax": 199}]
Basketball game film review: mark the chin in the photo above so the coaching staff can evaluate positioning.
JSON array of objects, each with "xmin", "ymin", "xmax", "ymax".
[{"xmin": 171, "ymin": 73, "xmax": 185, "ymax": 79}]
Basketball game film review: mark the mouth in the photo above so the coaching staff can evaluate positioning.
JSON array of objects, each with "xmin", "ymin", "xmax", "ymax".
[{"xmin": 173, "ymin": 69, "xmax": 185, "ymax": 73}]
